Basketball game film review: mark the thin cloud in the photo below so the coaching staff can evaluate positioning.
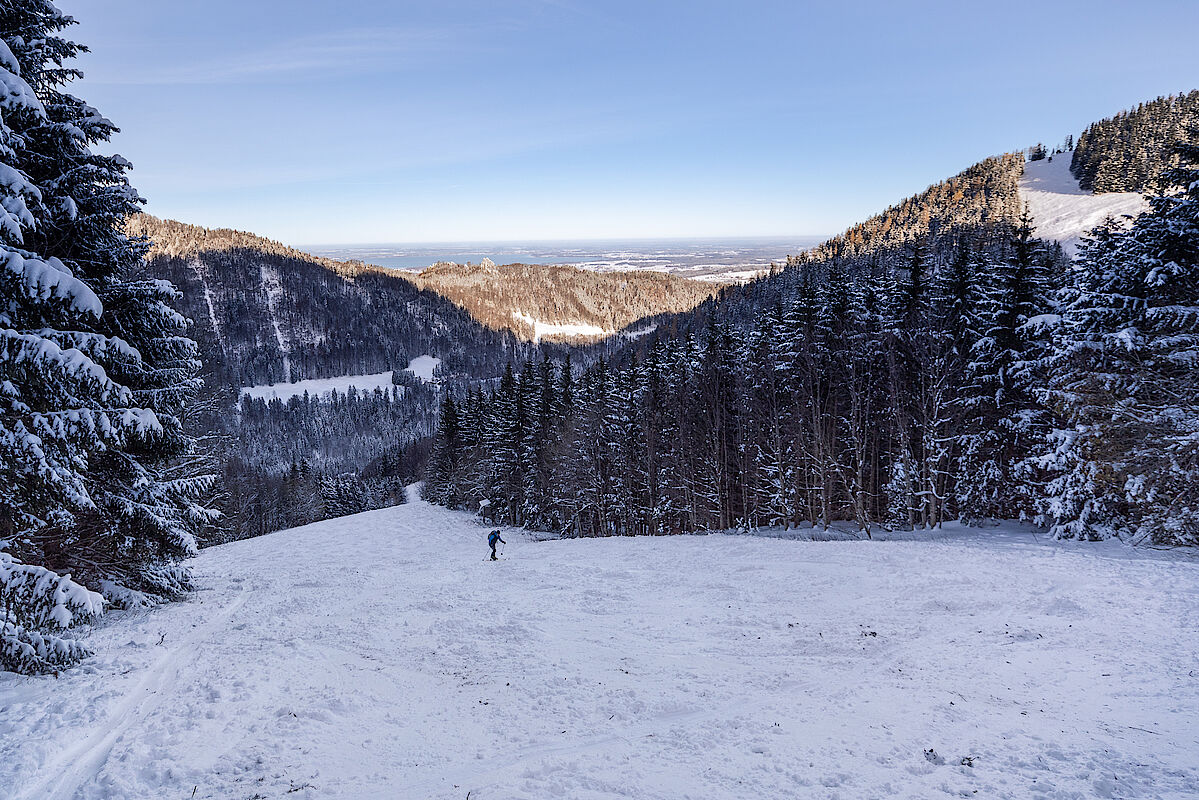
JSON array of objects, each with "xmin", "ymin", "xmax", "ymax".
[
  {"xmin": 129, "ymin": 111, "xmax": 666, "ymax": 194},
  {"xmin": 90, "ymin": 26, "xmax": 499, "ymax": 85}
]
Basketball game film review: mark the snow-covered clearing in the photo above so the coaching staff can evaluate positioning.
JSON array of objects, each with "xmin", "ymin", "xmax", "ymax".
[
  {"xmin": 404, "ymin": 354, "xmax": 441, "ymax": 384},
  {"xmin": 241, "ymin": 371, "xmax": 395, "ymax": 402},
  {"xmin": 2, "ymin": 493, "xmax": 1197, "ymax": 800},
  {"xmin": 621, "ymin": 323, "xmax": 658, "ymax": 340},
  {"xmin": 512, "ymin": 311, "xmax": 613, "ymax": 343},
  {"xmin": 686, "ymin": 268, "xmax": 764, "ymax": 283},
  {"xmin": 1019, "ymin": 156, "xmax": 1147, "ymax": 256},
  {"xmin": 240, "ymin": 356, "xmax": 437, "ymax": 401}
]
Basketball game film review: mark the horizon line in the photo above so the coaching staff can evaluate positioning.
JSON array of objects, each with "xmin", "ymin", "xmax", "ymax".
[{"xmin": 297, "ymin": 233, "xmax": 831, "ymax": 249}]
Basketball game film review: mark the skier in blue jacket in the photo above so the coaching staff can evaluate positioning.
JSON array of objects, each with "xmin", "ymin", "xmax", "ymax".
[{"xmin": 488, "ymin": 530, "xmax": 505, "ymax": 561}]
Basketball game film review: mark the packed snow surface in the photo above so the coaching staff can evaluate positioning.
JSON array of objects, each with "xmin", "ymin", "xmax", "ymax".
[
  {"xmin": 241, "ymin": 371, "xmax": 395, "ymax": 402},
  {"xmin": 2, "ymin": 493, "xmax": 1197, "ymax": 799},
  {"xmin": 1019, "ymin": 156, "xmax": 1148, "ymax": 256},
  {"xmin": 403, "ymin": 354, "xmax": 440, "ymax": 384},
  {"xmin": 241, "ymin": 356, "xmax": 438, "ymax": 400},
  {"xmin": 512, "ymin": 311, "xmax": 613, "ymax": 342}
]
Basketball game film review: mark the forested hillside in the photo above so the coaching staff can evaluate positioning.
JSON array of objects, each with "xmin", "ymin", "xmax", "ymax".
[
  {"xmin": 426, "ymin": 149, "xmax": 1054, "ymax": 534},
  {"xmin": 127, "ymin": 215, "xmax": 715, "ymax": 541},
  {"xmin": 220, "ymin": 378, "xmax": 436, "ymax": 539},
  {"xmin": 646, "ymin": 151, "xmax": 1044, "ymax": 338},
  {"xmin": 138, "ymin": 216, "xmax": 715, "ymax": 347},
  {"xmin": 428, "ymin": 113, "xmax": 1199, "ymax": 547},
  {"xmin": 128, "ymin": 216, "xmax": 535, "ymax": 388},
  {"xmin": 1071, "ymin": 91, "xmax": 1199, "ymax": 192},
  {"xmin": 410, "ymin": 260, "xmax": 714, "ymax": 341},
  {"xmin": 124, "ymin": 216, "xmax": 545, "ymax": 542},
  {"xmin": 426, "ymin": 216, "xmax": 1069, "ymax": 537},
  {"xmin": 799, "ymin": 153, "xmax": 1026, "ymax": 266}
]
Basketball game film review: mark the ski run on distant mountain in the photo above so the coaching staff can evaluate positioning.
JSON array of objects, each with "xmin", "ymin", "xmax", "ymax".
[
  {"xmin": 511, "ymin": 311, "xmax": 613, "ymax": 343},
  {"xmin": 404, "ymin": 355, "xmax": 442, "ymax": 384},
  {"xmin": 1018, "ymin": 155, "xmax": 1147, "ymax": 256}
]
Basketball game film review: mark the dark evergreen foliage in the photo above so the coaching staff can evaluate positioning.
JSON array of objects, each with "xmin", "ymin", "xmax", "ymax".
[
  {"xmin": 427, "ymin": 223, "xmax": 1068, "ymax": 536},
  {"xmin": 1071, "ymin": 91, "xmax": 1199, "ymax": 193},
  {"xmin": 429, "ymin": 132, "xmax": 1198, "ymax": 548},
  {"xmin": 208, "ymin": 384, "xmax": 432, "ymax": 543},
  {"xmin": 1, "ymin": 2, "xmax": 213, "ymax": 673}
]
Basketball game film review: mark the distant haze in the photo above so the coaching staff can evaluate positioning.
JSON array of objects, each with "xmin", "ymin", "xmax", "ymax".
[{"xmin": 308, "ymin": 236, "xmax": 826, "ymax": 281}]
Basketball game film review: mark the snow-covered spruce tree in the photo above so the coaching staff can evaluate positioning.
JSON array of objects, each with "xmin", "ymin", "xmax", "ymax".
[
  {"xmin": 482, "ymin": 363, "xmax": 524, "ymax": 524},
  {"xmin": 883, "ymin": 244, "xmax": 936, "ymax": 529},
  {"xmin": 744, "ymin": 305, "xmax": 795, "ymax": 529},
  {"xmin": 1043, "ymin": 141, "xmax": 1199, "ymax": 544},
  {"xmin": 319, "ymin": 473, "xmax": 370, "ymax": 519},
  {"xmin": 423, "ymin": 393, "xmax": 461, "ymax": 506},
  {"xmin": 519, "ymin": 360, "xmax": 561, "ymax": 531},
  {"xmin": 1, "ymin": 2, "xmax": 213, "ymax": 673},
  {"xmin": 957, "ymin": 212, "xmax": 1056, "ymax": 523},
  {"xmin": 928, "ymin": 242, "xmax": 983, "ymax": 522}
]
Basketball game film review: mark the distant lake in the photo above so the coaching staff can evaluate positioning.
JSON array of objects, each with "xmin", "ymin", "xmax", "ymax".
[{"xmin": 305, "ymin": 236, "xmax": 826, "ymax": 281}]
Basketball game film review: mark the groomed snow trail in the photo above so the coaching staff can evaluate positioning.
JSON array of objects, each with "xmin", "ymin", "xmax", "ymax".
[{"xmin": 2, "ymin": 495, "xmax": 1197, "ymax": 799}]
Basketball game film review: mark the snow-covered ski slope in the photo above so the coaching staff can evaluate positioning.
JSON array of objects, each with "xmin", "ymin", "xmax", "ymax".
[
  {"xmin": 1019, "ymin": 156, "xmax": 1147, "ymax": 257},
  {"xmin": 3, "ymin": 493, "xmax": 1197, "ymax": 799}
]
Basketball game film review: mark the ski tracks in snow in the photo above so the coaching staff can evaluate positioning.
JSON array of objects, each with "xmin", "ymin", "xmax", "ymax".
[
  {"xmin": 3, "ymin": 497, "xmax": 1197, "ymax": 799},
  {"xmin": 14, "ymin": 590, "xmax": 250, "ymax": 800}
]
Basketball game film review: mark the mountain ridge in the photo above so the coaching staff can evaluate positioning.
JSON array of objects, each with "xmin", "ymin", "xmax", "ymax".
[{"xmin": 130, "ymin": 215, "xmax": 718, "ymax": 346}]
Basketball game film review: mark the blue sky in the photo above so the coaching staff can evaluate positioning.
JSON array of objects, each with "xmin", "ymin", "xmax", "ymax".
[{"xmin": 71, "ymin": 0, "xmax": 1199, "ymax": 246}]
